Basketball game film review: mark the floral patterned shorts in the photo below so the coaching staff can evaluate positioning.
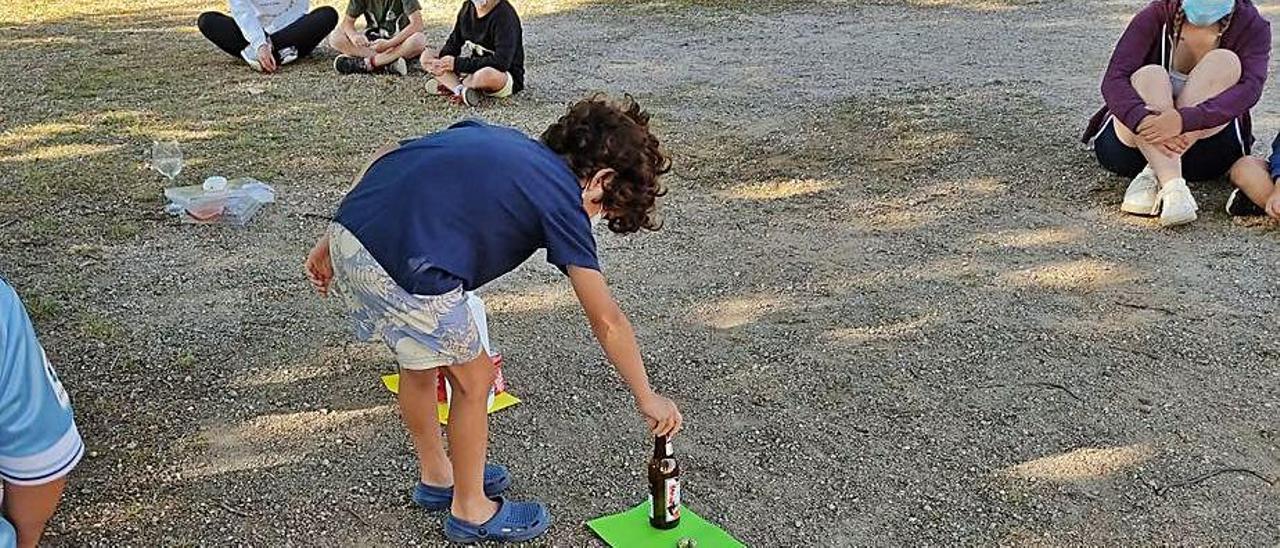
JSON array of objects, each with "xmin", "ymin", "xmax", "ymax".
[{"xmin": 328, "ymin": 223, "xmax": 482, "ymax": 370}]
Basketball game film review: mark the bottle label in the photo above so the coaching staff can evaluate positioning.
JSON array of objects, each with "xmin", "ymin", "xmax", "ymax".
[
  {"xmin": 649, "ymin": 478, "xmax": 681, "ymax": 523},
  {"xmin": 663, "ymin": 478, "xmax": 681, "ymax": 521}
]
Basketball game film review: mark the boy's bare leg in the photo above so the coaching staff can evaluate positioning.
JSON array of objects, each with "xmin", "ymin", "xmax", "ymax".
[
  {"xmin": 373, "ymin": 33, "xmax": 428, "ymax": 68},
  {"xmin": 442, "ymin": 351, "xmax": 499, "ymax": 524},
  {"xmin": 435, "ymin": 71, "xmax": 465, "ymax": 92},
  {"xmin": 463, "ymin": 67, "xmax": 511, "ymax": 93},
  {"xmin": 397, "ymin": 367, "xmax": 453, "ymax": 487},
  {"xmin": 4, "ymin": 478, "xmax": 67, "ymax": 548},
  {"xmin": 1114, "ymin": 65, "xmax": 1181, "ymax": 184},
  {"xmin": 1228, "ymin": 156, "xmax": 1276, "ymax": 207},
  {"xmin": 329, "ymin": 29, "xmax": 376, "ymax": 58}
]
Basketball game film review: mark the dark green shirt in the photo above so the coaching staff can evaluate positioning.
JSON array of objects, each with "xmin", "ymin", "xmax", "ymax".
[{"xmin": 346, "ymin": 0, "xmax": 421, "ymax": 34}]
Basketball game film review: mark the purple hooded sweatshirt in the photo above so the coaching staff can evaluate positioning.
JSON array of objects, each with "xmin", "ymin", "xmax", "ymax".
[{"xmin": 1081, "ymin": 0, "xmax": 1271, "ymax": 147}]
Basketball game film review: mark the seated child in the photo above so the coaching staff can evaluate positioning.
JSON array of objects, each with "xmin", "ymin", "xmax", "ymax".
[
  {"xmin": 197, "ymin": 0, "xmax": 338, "ymax": 73},
  {"xmin": 0, "ymin": 277, "xmax": 84, "ymax": 548},
  {"xmin": 1081, "ymin": 0, "xmax": 1271, "ymax": 227},
  {"xmin": 331, "ymin": 0, "xmax": 427, "ymax": 76},
  {"xmin": 420, "ymin": 0, "xmax": 525, "ymax": 106},
  {"xmin": 303, "ymin": 95, "xmax": 681, "ymax": 543},
  {"xmin": 1223, "ymin": 135, "xmax": 1280, "ymax": 218}
]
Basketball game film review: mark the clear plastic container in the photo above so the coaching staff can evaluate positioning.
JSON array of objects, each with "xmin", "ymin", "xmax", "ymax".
[{"xmin": 164, "ymin": 178, "xmax": 275, "ymax": 227}]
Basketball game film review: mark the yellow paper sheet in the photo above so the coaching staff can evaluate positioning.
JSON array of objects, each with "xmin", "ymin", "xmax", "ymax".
[{"xmin": 380, "ymin": 374, "xmax": 521, "ymax": 425}]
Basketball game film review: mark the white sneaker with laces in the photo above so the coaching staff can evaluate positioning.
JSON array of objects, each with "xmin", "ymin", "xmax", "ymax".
[
  {"xmin": 1157, "ymin": 178, "xmax": 1198, "ymax": 227},
  {"xmin": 1121, "ymin": 166, "xmax": 1159, "ymax": 215}
]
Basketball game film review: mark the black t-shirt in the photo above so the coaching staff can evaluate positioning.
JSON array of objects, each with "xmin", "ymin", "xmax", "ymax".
[{"xmin": 439, "ymin": 0, "xmax": 524, "ymax": 92}]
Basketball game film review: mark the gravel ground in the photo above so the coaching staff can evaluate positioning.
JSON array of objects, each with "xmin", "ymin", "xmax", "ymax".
[{"xmin": 1, "ymin": 0, "xmax": 1278, "ymax": 546}]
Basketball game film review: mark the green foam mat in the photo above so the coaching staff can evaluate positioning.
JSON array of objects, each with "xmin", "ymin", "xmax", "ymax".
[{"xmin": 586, "ymin": 500, "xmax": 744, "ymax": 548}]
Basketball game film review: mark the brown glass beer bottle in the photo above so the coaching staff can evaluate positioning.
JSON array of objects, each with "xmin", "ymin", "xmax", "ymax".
[{"xmin": 648, "ymin": 434, "xmax": 681, "ymax": 529}]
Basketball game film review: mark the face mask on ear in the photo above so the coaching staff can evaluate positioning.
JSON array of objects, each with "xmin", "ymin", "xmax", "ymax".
[
  {"xmin": 582, "ymin": 188, "xmax": 605, "ymax": 228},
  {"xmin": 1183, "ymin": 0, "xmax": 1233, "ymax": 27},
  {"xmin": 583, "ymin": 170, "xmax": 612, "ymax": 230}
]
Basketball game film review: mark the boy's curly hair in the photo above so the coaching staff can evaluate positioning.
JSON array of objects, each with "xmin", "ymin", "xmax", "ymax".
[{"xmin": 541, "ymin": 94, "xmax": 671, "ymax": 234}]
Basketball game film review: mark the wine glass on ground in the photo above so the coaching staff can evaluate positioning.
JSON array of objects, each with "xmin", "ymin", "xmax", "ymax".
[{"xmin": 151, "ymin": 140, "xmax": 183, "ymax": 182}]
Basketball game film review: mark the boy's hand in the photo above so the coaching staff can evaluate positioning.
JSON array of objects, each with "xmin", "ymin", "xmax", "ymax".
[
  {"xmin": 304, "ymin": 235, "xmax": 333, "ymax": 296},
  {"xmin": 566, "ymin": 266, "xmax": 681, "ymax": 436},
  {"xmin": 1267, "ymin": 185, "xmax": 1280, "ymax": 219},
  {"xmin": 1158, "ymin": 134, "xmax": 1192, "ymax": 158},
  {"xmin": 349, "ymin": 32, "xmax": 370, "ymax": 48},
  {"xmin": 637, "ymin": 391, "xmax": 683, "ymax": 437},
  {"xmin": 436, "ymin": 55, "xmax": 455, "ymax": 73},
  {"xmin": 1138, "ymin": 107, "xmax": 1182, "ymax": 143},
  {"xmin": 257, "ymin": 43, "xmax": 279, "ymax": 73},
  {"xmin": 371, "ymin": 39, "xmax": 391, "ymax": 53}
]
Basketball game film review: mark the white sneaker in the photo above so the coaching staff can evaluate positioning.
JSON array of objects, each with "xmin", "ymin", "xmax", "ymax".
[
  {"xmin": 1157, "ymin": 178, "xmax": 1198, "ymax": 227},
  {"xmin": 1121, "ymin": 166, "xmax": 1159, "ymax": 215},
  {"xmin": 279, "ymin": 46, "xmax": 299, "ymax": 66},
  {"xmin": 388, "ymin": 57, "xmax": 407, "ymax": 76},
  {"xmin": 241, "ymin": 49, "xmax": 264, "ymax": 72}
]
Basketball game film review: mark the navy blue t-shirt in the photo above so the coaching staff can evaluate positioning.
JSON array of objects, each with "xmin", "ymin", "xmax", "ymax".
[{"xmin": 334, "ymin": 121, "xmax": 600, "ymax": 295}]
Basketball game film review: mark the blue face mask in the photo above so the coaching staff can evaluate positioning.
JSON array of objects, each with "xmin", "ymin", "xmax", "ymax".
[{"xmin": 1183, "ymin": 0, "xmax": 1233, "ymax": 27}]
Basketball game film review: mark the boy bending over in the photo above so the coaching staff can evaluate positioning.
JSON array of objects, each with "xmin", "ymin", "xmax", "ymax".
[
  {"xmin": 332, "ymin": 0, "xmax": 427, "ymax": 75},
  {"xmin": 421, "ymin": 0, "xmax": 525, "ymax": 106},
  {"xmin": 304, "ymin": 95, "xmax": 680, "ymax": 543}
]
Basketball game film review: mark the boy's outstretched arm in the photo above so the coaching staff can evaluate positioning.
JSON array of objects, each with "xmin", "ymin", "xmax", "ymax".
[{"xmin": 568, "ymin": 266, "xmax": 683, "ymax": 437}]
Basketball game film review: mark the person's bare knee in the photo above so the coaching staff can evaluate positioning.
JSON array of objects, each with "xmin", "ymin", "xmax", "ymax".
[
  {"xmin": 1229, "ymin": 155, "xmax": 1268, "ymax": 184},
  {"xmin": 1131, "ymin": 64, "xmax": 1174, "ymax": 108},
  {"xmin": 1198, "ymin": 49, "xmax": 1242, "ymax": 81},
  {"xmin": 467, "ymin": 68, "xmax": 507, "ymax": 91},
  {"xmin": 400, "ymin": 367, "xmax": 438, "ymax": 387},
  {"xmin": 403, "ymin": 33, "xmax": 428, "ymax": 57},
  {"xmin": 1229, "ymin": 155, "xmax": 1276, "ymax": 205},
  {"xmin": 330, "ymin": 29, "xmax": 355, "ymax": 53},
  {"xmin": 442, "ymin": 354, "xmax": 495, "ymax": 400},
  {"xmin": 1131, "ymin": 64, "xmax": 1170, "ymax": 87},
  {"xmin": 1178, "ymin": 49, "xmax": 1242, "ymax": 108}
]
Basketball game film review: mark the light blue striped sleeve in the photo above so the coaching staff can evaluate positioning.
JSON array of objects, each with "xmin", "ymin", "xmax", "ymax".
[{"xmin": 0, "ymin": 278, "xmax": 83, "ymax": 486}]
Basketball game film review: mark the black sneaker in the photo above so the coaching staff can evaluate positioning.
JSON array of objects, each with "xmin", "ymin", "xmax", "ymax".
[
  {"xmin": 1225, "ymin": 188, "xmax": 1266, "ymax": 216},
  {"xmin": 334, "ymin": 55, "xmax": 370, "ymax": 75}
]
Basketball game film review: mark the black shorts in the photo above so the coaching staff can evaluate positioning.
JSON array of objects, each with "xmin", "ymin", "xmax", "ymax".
[{"xmin": 1092, "ymin": 117, "xmax": 1248, "ymax": 182}]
